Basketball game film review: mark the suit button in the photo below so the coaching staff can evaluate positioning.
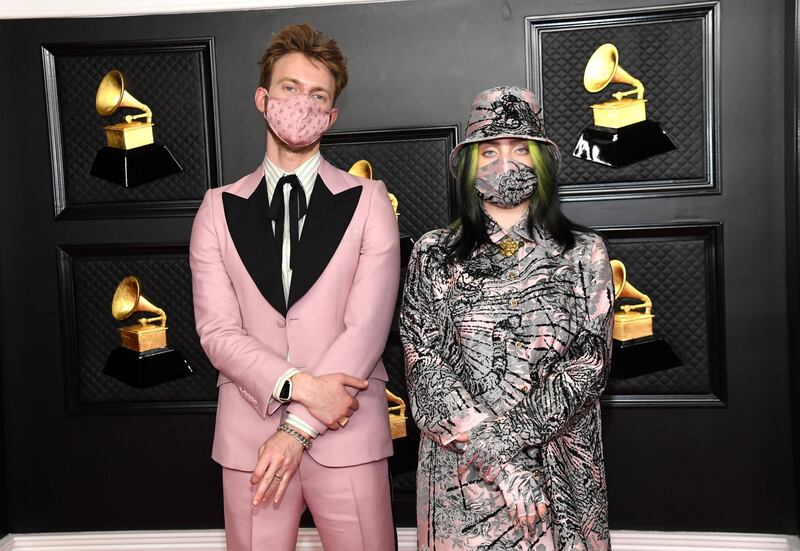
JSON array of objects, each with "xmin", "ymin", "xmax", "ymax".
[
  {"xmin": 509, "ymin": 298, "xmax": 519, "ymax": 308},
  {"xmin": 277, "ymin": 319, "xmax": 286, "ymax": 328}
]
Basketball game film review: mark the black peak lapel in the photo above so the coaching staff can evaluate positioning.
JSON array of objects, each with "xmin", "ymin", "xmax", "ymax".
[
  {"xmin": 288, "ymin": 174, "xmax": 362, "ymax": 309},
  {"xmin": 222, "ymin": 177, "xmax": 287, "ymax": 317}
]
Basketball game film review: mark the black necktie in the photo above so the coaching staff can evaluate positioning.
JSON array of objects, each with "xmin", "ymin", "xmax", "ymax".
[{"xmin": 267, "ymin": 174, "xmax": 308, "ymax": 270}]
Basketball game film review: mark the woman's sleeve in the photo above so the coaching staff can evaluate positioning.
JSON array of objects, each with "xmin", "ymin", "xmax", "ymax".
[
  {"xmin": 464, "ymin": 235, "xmax": 614, "ymax": 466},
  {"xmin": 400, "ymin": 237, "xmax": 492, "ymax": 446}
]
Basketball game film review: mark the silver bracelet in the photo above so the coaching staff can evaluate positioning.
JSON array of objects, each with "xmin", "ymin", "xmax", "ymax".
[{"xmin": 277, "ymin": 423, "xmax": 312, "ymax": 450}]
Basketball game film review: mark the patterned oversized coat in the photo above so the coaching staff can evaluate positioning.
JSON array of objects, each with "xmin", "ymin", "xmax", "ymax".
[{"xmin": 401, "ymin": 219, "xmax": 614, "ymax": 550}]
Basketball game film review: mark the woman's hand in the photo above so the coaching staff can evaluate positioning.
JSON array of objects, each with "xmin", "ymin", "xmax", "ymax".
[
  {"xmin": 459, "ymin": 421, "xmax": 524, "ymax": 481},
  {"xmin": 497, "ymin": 463, "xmax": 550, "ymax": 541}
]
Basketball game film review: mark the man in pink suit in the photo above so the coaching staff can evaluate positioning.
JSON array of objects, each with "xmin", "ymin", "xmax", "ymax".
[{"xmin": 190, "ymin": 23, "xmax": 400, "ymax": 550}]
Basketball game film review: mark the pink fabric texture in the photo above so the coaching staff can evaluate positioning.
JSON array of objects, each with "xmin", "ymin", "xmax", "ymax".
[
  {"xmin": 265, "ymin": 94, "xmax": 333, "ymax": 147},
  {"xmin": 222, "ymin": 456, "xmax": 394, "ymax": 551},
  {"xmin": 189, "ymin": 159, "xmax": 400, "ymax": 471}
]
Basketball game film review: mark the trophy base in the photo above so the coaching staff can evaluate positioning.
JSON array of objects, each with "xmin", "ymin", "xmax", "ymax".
[
  {"xmin": 572, "ymin": 119, "xmax": 677, "ymax": 168},
  {"xmin": 104, "ymin": 346, "xmax": 193, "ymax": 388},
  {"xmin": 610, "ymin": 336, "xmax": 682, "ymax": 379},
  {"xmin": 90, "ymin": 143, "xmax": 182, "ymax": 187},
  {"xmin": 399, "ymin": 234, "xmax": 414, "ymax": 267}
]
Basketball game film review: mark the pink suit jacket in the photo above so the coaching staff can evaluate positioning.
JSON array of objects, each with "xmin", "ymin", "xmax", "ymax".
[{"xmin": 190, "ymin": 158, "xmax": 400, "ymax": 471}]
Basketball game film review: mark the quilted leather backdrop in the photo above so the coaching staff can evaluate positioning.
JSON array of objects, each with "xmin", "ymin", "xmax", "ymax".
[
  {"xmin": 529, "ymin": 7, "xmax": 714, "ymax": 194},
  {"xmin": 43, "ymin": 40, "xmax": 218, "ymax": 217},
  {"xmin": 321, "ymin": 127, "xmax": 458, "ymax": 239},
  {"xmin": 59, "ymin": 245, "xmax": 216, "ymax": 411},
  {"xmin": 602, "ymin": 224, "xmax": 724, "ymax": 401}
]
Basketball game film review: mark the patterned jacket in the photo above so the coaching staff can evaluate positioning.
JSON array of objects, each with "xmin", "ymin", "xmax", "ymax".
[{"xmin": 402, "ymin": 219, "xmax": 614, "ymax": 550}]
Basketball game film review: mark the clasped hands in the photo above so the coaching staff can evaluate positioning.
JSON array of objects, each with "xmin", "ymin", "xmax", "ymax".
[
  {"xmin": 250, "ymin": 372, "xmax": 367, "ymax": 506},
  {"xmin": 453, "ymin": 430, "xmax": 549, "ymax": 537}
]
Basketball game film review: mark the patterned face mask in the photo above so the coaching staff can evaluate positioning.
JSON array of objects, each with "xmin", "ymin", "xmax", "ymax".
[
  {"xmin": 264, "ymin": 93, "xmax": 335, "ymax": 148},
  {"xmin": 474, "ymin": 159, "xmax": 537, "ymax": 207}
]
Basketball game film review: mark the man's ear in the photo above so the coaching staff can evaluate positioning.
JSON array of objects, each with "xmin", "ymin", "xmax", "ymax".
[
  {"xmin": 327, "ymin": 107, "xmax": 339, "ymax": 128},
  {"xmin": 255, "ymin": 87, "xmax": 268, "ymax": 114}
]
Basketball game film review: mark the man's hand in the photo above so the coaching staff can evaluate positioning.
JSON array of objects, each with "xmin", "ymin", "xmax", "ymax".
[
  {"xmin": 291, "ymin": 372, "xmax": 367, "ymax": 430},
  {"xmin": 250, "ymin": 429, "xmax": 308, "ymax": 506}
]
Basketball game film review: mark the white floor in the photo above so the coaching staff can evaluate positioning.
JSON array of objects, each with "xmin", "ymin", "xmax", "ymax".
[{"xmin": 0, "ymin": 528, "xmax": 797, "ymax": 550}]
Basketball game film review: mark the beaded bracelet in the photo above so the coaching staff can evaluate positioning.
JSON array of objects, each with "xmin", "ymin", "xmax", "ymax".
[{"xmin": 277, "ymin": 423, "xmax": 312, "ymax": 450}]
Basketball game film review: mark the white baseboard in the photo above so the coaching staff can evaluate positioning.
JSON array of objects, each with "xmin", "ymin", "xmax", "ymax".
[{"xmin": 0, "ymin": 528, "xmax": 796, "ymax": 550}]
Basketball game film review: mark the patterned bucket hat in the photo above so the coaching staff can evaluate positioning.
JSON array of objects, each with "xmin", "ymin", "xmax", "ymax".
[{"xmin": 448, "ymin": 86, "xmax": 560, "ymax": 177}]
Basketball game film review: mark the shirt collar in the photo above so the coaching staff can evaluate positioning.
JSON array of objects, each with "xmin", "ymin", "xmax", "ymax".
[
  {"xmin": 484, "ymin": 209, "xmax": 540, "ymax": 245},
  {"xmin": 263, "ymin": 151, "xmax": 321, "ymax": 200}
]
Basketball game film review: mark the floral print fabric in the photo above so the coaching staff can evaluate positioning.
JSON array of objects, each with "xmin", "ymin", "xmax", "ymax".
[{"xmin": 401, "ymin": 216, "xmax": 614, "ymax": 550}]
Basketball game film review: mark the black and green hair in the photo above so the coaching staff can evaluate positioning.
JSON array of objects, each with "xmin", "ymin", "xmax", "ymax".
[{"xmin": 446, "ymin": 139, "xmax": 585, "ymax": 262}]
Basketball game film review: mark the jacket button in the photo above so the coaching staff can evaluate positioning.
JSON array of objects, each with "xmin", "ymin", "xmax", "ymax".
[
  {"xmin": 277, "ymin": 319, "xmax": 286, "ymax": 328},
  {"xmin": 521, "ymin": 385, "xmax": 530, "ymax": 393}
]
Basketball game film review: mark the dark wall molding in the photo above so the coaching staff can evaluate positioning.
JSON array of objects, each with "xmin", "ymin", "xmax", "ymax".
[
  {"xmin": 785, "ymin": 0, "xmax": 800, "ymax": 531},
  {"xmin": 56, "ymin": 242, "xmax": 216, "ymax": 415},
  {"xmin": 598, "ymin": 222, "xmax": 726, "ymax": 408},
  {"xmin": 42, "ymin": 38, "xmax": 222, "ymax": 220},
  {"xmin": 526, "ymin": 1, "xmax": 720, "ymax": 200},
  {"xmin": 321, "ymin": 125, "xmax": 459, "ymax": 238}
]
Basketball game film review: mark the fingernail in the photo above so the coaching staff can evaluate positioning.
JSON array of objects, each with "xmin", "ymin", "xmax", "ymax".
[{"xmin": 252, "ymin": 500, "xmax": 258, "ymax": 506}]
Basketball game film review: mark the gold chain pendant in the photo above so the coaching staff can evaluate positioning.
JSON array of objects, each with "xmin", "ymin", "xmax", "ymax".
[{"xmin": 498, "ymin": 239, "xmax": 521, "ymax": 257}]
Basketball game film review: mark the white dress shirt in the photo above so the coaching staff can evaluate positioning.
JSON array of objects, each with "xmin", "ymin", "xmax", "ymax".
[{"xmin": 264, "ymin": 152, "xmax": 321, "ymax": 438}]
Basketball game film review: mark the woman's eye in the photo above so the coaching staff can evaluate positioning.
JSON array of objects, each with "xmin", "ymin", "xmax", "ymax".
[{"xmin": 482, "ymin": 150, "xmax": 497, "ymax": 158}]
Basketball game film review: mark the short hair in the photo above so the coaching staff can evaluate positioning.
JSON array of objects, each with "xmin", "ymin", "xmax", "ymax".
[{"xmin": 258, "ymin": 23, "xmax": 348, "ymax": 101}]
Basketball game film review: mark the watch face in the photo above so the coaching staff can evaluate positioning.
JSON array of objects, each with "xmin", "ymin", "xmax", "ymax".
[{"xmin": 279, "ymin": 380, "xmax": 291, "ymax": 401}]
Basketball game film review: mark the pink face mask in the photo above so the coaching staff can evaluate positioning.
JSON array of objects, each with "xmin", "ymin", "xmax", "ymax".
[{"xmin": 264, "ymin": 94, "xmax": 335, "ymax": 148}]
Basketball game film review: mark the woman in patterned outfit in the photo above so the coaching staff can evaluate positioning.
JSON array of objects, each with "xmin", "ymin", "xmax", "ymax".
[{"xmin": 401, "ymin": 86, "xmax": 614, "ymax": 550}]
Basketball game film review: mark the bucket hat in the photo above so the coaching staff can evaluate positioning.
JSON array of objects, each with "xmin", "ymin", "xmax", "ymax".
[{"xmin": 448, "ymin": 86, "xmax": 560, "ymax": 177}]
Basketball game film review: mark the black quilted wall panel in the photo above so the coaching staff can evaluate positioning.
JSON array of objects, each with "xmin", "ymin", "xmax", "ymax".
[
  {"xmin": 321, "ymin": 126, "xmax": 458, "ymax": 239},
  {"xmin": 42, "ymin": 40, "xmax": 220, "ymax": 219},
  {"xmin": 527, "ymin": 3, "xmax": 718, "ymax": 197},
  {"xmin": 57, "ymin": 244, "xmax": 216, "ymax": 413},
  {"xmin": 601, "ymin": 223, "xmax": 725, "ymax": 405}
]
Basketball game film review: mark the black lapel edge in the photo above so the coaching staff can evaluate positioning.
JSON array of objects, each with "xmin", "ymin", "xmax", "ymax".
[
  {"xmin": 222, "ymin": 177, "xmax": 287, "ymax": 317},
  {"xmin": 288, "ymin": 175, "xmax": 363, "ymax": 309}
]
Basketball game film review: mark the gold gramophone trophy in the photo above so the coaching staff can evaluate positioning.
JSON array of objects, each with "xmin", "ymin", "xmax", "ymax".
[
  {"xmin": 348, "ymin": 160, "xmax": 411, "ymax": 439},
  {"xmin": 348, "ymin": 159, "xmax": 414, "ymax": 267},
  {"xmin": 90, "ymin": 69, "xmax": 182, "ymax": 187},
  {"xmin": 572, "ymin": 43, "xmax": 676, "ymax": 167},
  {"xmin": 609, "ymin": 260, "xmax": 681, "ymax": 378},
  {"xmin": 103, "ymin": 275, "xmax": 193, "ymax": 388}
]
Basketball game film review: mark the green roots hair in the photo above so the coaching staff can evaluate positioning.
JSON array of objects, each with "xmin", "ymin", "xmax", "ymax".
[{"xmin": 447, "ymin": 138, "xmax": 582, "ymax": 262}]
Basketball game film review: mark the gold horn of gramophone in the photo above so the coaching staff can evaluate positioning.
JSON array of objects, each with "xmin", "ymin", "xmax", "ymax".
[
  {"xmin": 95, "ymin": 70, "xmax": 155, "ymax": 150},
  {"xmin": 583, "ymin": 43, "xmax": 646, "ymax": 129},
  {"xmin": 112, "ymin": 275, "xmax": 168, "ymax": 353},
  {"xmin": 610, "ymin": 260, "xmax": 654, "ymax": 341},
  {"xmin": 386, "ymin": 388, "xmax": 408, "ymax": 439},
  {"xmin": 348, "ymin": 160, "xmax": 399, "ymax": 218}
]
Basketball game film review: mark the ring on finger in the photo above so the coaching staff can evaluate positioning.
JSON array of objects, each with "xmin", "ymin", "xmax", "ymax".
[
  {"xmin": 273, "ymin": 473, "xmax": 283, "ymax": 480},
  {"xmin": 337, "ymin": 416, "xmax": 349, "ymax": 428}
]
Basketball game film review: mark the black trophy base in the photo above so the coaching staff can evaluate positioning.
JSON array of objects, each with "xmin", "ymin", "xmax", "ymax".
[
  {"xmin": 572, "ymin": 119, "xmax": 677, "ymax": 168},
  {"xmin": 399, "ymin": 233, "xmax": 414, "ymax": 268},
  {"xmin": 104, "ymin": 346, "xmax": 193, "ymax": 388},
  {"xmin": 610, "ymin": 336, "xmax": 682, "ymax": 380},
  {"xmin": 90, "ymin": 143, "xmax": 183, "ymax": 187}
]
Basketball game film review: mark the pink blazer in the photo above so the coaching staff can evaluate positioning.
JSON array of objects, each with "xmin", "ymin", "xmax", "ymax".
[{"xmin": 190, "ymin": 158, "xmax": 400, "ymax": 471}]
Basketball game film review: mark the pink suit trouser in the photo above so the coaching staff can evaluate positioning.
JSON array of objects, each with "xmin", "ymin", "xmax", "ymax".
[{"xmin": 222, "ymin": 453, "xmax": 394, "ymax": 551}]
